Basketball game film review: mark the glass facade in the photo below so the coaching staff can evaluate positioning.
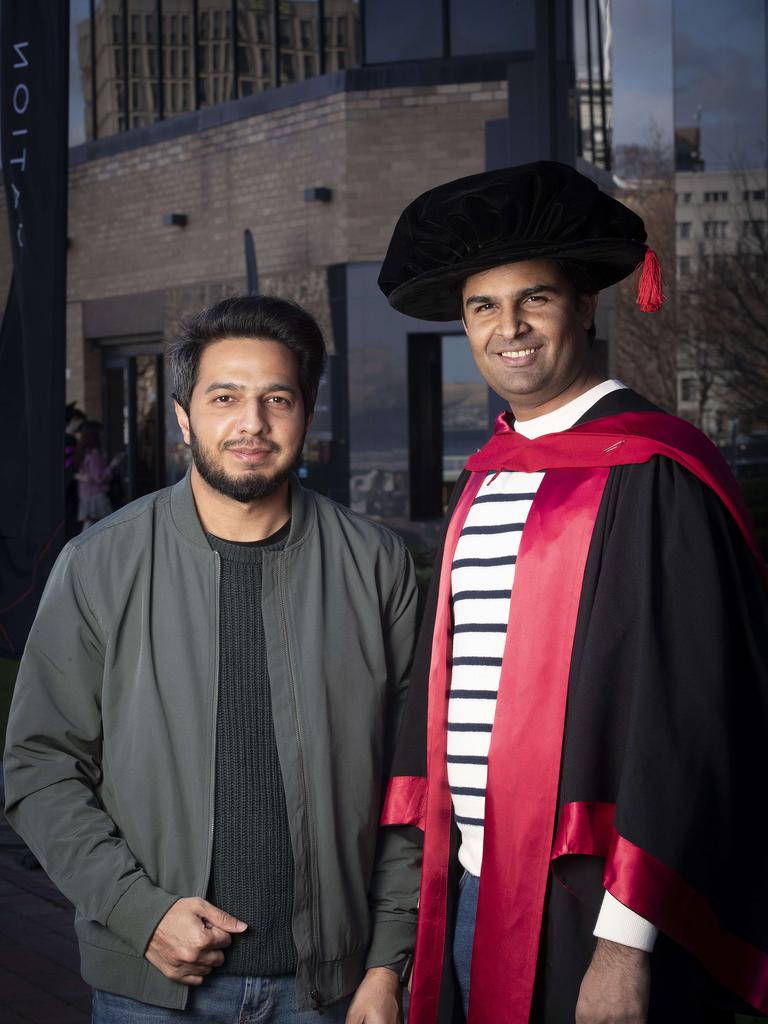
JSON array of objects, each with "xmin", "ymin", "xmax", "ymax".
[
  {"xmin": 70, "ymin": 0, "xmax": 536, "ymax": 145},
  {"xmin": 69, "ymin": 0, "xmax": 363, "ymax": 143},
  {"xmin": 578, "ymin": 0, "xmax": 768, "ymax": 474}
]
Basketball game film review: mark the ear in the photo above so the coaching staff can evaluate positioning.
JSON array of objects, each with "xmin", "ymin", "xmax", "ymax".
[{"xmin": 174, "ymin": 400, "xmax": 191, "ymax": 446}]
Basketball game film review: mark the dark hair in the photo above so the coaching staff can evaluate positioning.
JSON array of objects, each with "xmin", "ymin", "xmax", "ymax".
[
  {"xmin": 73, "ymin": 420, "xmax": 102, "ymax": 470},
  {"xmin": 555, "ymin": 259, "xmax": 598, "ymax": 342},
  {"xmin": 168, "ymin": 295, "xmax": 327, "ymax": 416}
]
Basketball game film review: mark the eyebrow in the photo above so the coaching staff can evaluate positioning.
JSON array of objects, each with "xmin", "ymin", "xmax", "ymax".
[
  {"xmin": 464, "ymin": 283, "xmax": 562, "ymax": 308},
  {"xmin": 203, "ymin": 380, "xmax": 298, "ymax": 395}
]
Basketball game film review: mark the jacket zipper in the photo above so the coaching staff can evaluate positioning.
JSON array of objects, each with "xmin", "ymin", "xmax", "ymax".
[
  {"xmin": 278, "ymin": 554, "xmax": 322, "ymax": 1010},
  {"xmin": 201, "ymin": 552, "xmax": 220, "ymax": 896}
]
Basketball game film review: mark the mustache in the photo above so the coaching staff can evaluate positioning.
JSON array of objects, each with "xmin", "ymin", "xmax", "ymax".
[{"xmin": 222, "ymin": 438, "xmax": 280, "ymax": 452}]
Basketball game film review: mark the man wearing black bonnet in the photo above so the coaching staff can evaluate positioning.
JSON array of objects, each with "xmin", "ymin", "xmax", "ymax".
[{"xmin": 375, "ymin": 162, "xmax": 768, "ymax": 1023}]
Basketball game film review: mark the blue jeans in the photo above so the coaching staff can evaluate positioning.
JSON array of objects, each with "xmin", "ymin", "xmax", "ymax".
[
  {"xmin": 451, "ymin": 870, "xmax": 480, "ymax": 1019},
  {"xmin": 92, "ymin": 973, "xmax": 352, "ymax": 1023}
]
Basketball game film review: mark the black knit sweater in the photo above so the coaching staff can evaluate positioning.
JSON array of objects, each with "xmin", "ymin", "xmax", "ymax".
[{"xmin": 206, "ymin": 522, "xmax": 297, "ymax": 977}]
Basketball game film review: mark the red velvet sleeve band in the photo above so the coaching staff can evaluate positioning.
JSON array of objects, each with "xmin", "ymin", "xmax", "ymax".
[
  {"xmin": 552, "ymin": 801, "xmax": 768, "ymax": 1013},
  {"xmin": 379, "ymin": 775, "xmax": 427, "ymax": 830}
]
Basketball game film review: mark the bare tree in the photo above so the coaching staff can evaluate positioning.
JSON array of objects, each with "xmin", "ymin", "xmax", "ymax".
[
  {"xmin": 684, "ymin": 181, "xmax": 768, "ymax": 430},
  {"xmin": 612, "ymin": 177, "xmax": 679, "ymax": 413}
]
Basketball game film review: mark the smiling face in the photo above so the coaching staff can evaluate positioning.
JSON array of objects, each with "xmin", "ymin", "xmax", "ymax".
[
  {"xmin": 174, "ymin": 336, "xmax": 308, "ymax": 504},
  {"xmin": 461, "ymin": 259, "xmax": 599, "ymax": 419}
]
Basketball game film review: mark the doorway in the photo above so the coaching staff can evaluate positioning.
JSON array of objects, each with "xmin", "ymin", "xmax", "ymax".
[{"xmin": 101, "ymin": 344, "xmax": 166, "ymax": 505}]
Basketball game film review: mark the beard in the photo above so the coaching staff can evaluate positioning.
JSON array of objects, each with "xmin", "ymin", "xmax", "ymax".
[{"xmin": 189, "ymin": 425, "xmax": 303, "ymax": 503}]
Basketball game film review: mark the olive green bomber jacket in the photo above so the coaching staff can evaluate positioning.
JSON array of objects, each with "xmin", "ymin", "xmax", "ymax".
[{"xmin": 3, "ymin": 473, "xmax": 421, "ymax": 1011}]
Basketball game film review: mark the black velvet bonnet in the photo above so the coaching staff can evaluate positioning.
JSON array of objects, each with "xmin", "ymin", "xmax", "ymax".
[{"xmin": 378, "ymin": 161, "xmax": 650, "ymax": 321}]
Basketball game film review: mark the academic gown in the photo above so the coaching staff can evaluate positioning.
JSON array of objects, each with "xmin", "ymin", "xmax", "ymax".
[{"xmin": 381, "ymin": 389, "xmax": 768, "ymax": 1023}]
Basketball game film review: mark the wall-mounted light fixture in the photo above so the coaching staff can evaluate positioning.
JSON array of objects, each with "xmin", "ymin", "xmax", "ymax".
[
  {"xmin": 162, "ymin": 213, "xmax": 188, "ymax": 227},
  {"xmin": 304, "ymin": 187, "xmax": 333, "ymax": 203}
]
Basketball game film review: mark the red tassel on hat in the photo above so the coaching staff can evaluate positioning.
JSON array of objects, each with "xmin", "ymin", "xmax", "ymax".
[{"xmin": 636, "ymin": 247, "xmax": 664, "ymax": 312}]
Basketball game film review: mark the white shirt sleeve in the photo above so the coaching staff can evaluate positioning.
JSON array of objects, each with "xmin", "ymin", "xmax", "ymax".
[{"xmin": 593, "ymin": 890, "xmax": 658, "ymax": 952}]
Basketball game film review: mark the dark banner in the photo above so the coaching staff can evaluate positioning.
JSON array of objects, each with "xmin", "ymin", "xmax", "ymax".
[{"xmin": 0, "ymin": 1, "xmax": 69, "ymax": 656}]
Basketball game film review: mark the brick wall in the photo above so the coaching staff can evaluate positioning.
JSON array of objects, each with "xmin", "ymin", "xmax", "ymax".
[{"xmin": 64, "ymin": 81, "xmax": 506, "ymax": 412}]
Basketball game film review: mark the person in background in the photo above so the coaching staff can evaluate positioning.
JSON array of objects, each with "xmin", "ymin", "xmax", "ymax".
[
  {"xmin": 73, "ymin": 420, "xmax": 123, "ymax": 531},
  {"xmin": 65, "ymin": 403, "xmax": 86, "ymax": 538}
]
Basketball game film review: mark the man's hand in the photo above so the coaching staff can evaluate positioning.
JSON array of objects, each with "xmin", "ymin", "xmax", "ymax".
[
  {"xmin": 145, "ymin": 897, "xmax": 247, "ymax": 985},
  {"xmin": 575, "ymin": 938, "xmax": 650, "ymax": 1024},
  {"xmin": 345, "ymin": 967, "xmax": 403, "ymax": 1024}
]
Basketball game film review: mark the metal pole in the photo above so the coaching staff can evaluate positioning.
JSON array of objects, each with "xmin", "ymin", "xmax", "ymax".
[
  {"xmin": 594, "ymin": 0, "xmax": 610, "ymax": 169},
  {"xmin": 231, "ymin": 0, "xmax": 239, "ymax": 98},
  {"xmin": 583, "ymin": 0, "xmax": 596, "ymax": 164},
  {"xmin": 318, "ymin": 0, "xmax": 325, "ymax": 75},
  {"xmin": 89, "ymin": 0, "xmax": 98, "ymax": 139},
  {"xmin": 156, "ymin": 0, "xmax": 164, "ymax": 120},
  {"xmin": 192, "ymin": 0, "xmax": 200, "ymax": 109},
  {"xmin": 121, "ymin": 0, "xmax": 129, "ymax": 131}
]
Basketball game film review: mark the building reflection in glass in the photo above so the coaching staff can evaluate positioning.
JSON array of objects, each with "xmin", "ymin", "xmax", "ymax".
[
  {"xmin": 441, "ymin": 336, "xmax": 486, "ymax": 510},
  {"xmin": 72, "ymin": 0, "xmax": 362, "ymax": 143}
]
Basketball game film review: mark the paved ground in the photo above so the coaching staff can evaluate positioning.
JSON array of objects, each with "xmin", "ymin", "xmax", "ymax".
[{"xmin": 0, "ymin": 779, "xmax": 90, "ymax": 1024}]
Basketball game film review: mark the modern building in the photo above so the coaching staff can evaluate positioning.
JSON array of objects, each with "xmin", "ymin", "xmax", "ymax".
[{"xmin": 2, "ymin": 0, "xmax": 765, "ymax": 545}]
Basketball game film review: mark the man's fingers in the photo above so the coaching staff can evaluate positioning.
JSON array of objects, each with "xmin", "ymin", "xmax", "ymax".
[
  {"xmin": 196, "ymin": 949, "xmax": 226, "ymax": 968},
  {"xmin": 180, "ymin": 973, "xmax": 205, "ymax": 986},
  {"xmin": 196, "ymin": 899, "xmax": 247, "ymax": 933},
  {"xmin": 201, "ymin": 926, "xmax": 234, "ymax": 949}
]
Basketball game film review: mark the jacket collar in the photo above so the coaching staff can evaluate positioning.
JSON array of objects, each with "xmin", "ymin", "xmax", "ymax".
[{"xmin": 169, "ymin": 470, "xmax": 315, "ymax": 550}]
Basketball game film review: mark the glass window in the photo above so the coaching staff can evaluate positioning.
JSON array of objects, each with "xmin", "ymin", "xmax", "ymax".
[
  {"xmin": 441, "ymin": 336, "xmax": 488, "ymax": 506},
  {"xmin": 238, "ymin": 0, "xmax": 275, "ymax": 93},
  {"xmin": 70, "ymin": 0, "xmax": 93, "ymax": 145},
  {"xmin": 573, "ymin": 0, "xmax": 612, "ymax": 170},
  {"xmin": 680, "ymin": 377, "xmax": 697, "ymax": 403},
  {"xmin": 677, "ymin": 221, "xmax": 691, "ymax": 239},
  {"xmin": 126, "ymin": 2, "xmax": 158, "ymax": 125},
  {"xmin": 94, "ymin": 1, "xmax": 130, "ymax": 139},
  {"xmin": 281, "ymin": 52, "xmax": 296, "ymax": 82},
  {"xmin": 238, "ymin": 46, "xmax": 252, "ymax": 74},
  {"xmin": 199, "ymin": 2, "xmax": 234, "ymax": 107},
  {"xmin": 324, "ymin": 0, "xmax": 361, "ymax": 71},
  {"xmin": 675, "ymin": 0, "xmax": 766, "ymax": 173},
  {"xmin": 450, "ymin": 0, "xmax": 532, "ymax": 55},
  {"xmin": 165, "ymin": 1, "xmax": 193, "ymax": 113},
  {"xmin": 181, "ymin": 15, "xmax": 190, "ymax": 45},
  {"xmin": 279, "ymin": 1, "xmax": 319, "ymax": 80},
  {"xmin": 365, "ymin": 0, "xmax": 441, "ymax": 63}
]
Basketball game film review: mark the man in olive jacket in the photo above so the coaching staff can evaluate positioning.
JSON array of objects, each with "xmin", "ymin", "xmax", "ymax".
[{"xmin": 3, "ymin": 296, "xmax": 420, "ymax": 1024}]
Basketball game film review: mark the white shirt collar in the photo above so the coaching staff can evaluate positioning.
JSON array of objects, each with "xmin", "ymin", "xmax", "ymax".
[{"xmin": 513, "ymin": 380, "xmax": 627, "ymax": 440}]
